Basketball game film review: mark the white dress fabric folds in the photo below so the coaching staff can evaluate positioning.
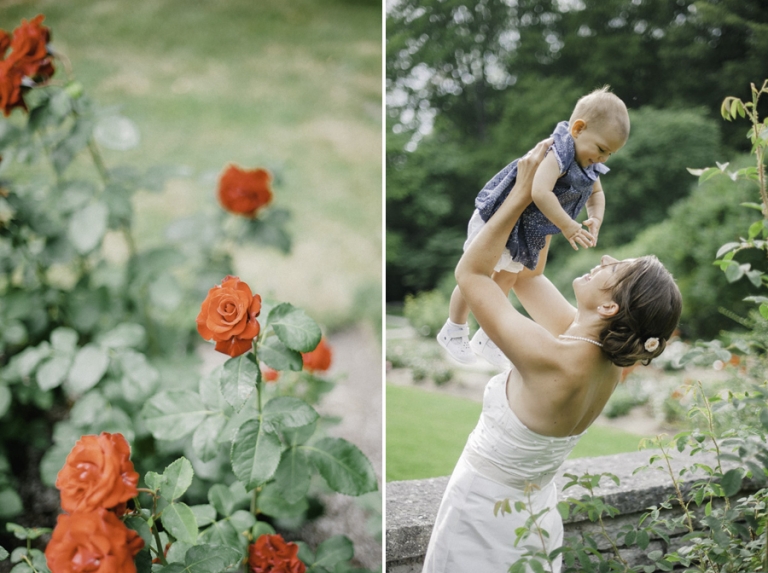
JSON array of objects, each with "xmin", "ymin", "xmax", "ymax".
[{"xmin": 422, "ymin": 370, "xmax": 585, "ymax": 573}]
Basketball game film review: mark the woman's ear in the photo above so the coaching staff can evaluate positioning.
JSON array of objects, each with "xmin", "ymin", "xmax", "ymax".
[
  {"xmin": 570, "ymin": 119, "xmax": 586, "ymax": 137},
  {"xmin": 597, "ymin": 301, "xmax": 619, "ymax": 318}
]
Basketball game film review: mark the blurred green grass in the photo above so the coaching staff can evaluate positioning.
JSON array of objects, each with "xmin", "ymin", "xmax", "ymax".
[
  {"xmin": 0, "ymin": 0, "xmax": 381, "ymax": 329},
  {"xmin": 386, "ymin": 384, "xmax": 650, "ymax": 482}
]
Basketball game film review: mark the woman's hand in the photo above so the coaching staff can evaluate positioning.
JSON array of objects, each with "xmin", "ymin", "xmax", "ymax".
[{"xmin": 515, "ymin": 138, "xmax": 554, "ymax": 194}]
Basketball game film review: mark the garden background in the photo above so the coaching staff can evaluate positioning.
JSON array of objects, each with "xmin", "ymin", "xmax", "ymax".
[
  {"xmin": 386, "ymin": 0, "xmax": 768, "ymax": 480},
  {"xmin": 0, "ymin": 0, "xmax": 383, "ymax": 570}
]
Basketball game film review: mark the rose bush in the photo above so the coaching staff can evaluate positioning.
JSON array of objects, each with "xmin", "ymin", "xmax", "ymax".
[
  {"xmin": 0, "ymin": 14, "xmax": 379, "ymax": 573},
  {"xmin": 248, "ymin": 534, "xmax": 305, "ymax": 573},
  {"xmin": 196, "ymin": 275, "xmax": 262, "ymax": 358},
  {"xmin": 218, "ymin": 164, "xmax": 273, "ymax": 217},
  {"xmin": 44, "ymin": 510, "xmax": 144, "ymax": 573},
  {"xmin": 56, "ymin": 433, "xmax": 139, "ymax": 514}
]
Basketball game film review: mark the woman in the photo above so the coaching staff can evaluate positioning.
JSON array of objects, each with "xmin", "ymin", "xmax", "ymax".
[{"xmin": 421, "ymin": 139, "xmax": 682, "ymax": 573}]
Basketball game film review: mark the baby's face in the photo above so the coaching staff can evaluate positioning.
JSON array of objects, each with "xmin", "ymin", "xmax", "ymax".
[{"xmin": 571, "ymin": 121, "xmax": 626, "ymax": 168}]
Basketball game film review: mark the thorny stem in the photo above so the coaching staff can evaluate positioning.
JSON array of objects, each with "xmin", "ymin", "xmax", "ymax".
[
  {"xmin": 749, "ymin": 82, "xmax": 768, "ymax": 219},
  {"xmin": 251, "ymin": 338, "xmax": 263, "ymax": 517},
  {"xmin": 523, "ymin": 488, "xmax": 556, "ymax": 572},
  {"xmin": 697, "ymin": 381, "xmax": 730, "ymax": 511},
  {"xmin": 586, "ymin": 482, "xmax": 629, "ymax": 568},
  {"xmin": 21, "ymin": 554, "xmax": 40, "ymax": 573},
  {"xmin": 151, "ymin": 491, "xmax": 168, "ymax": 566},
  {"xmin": 658, "ymin": 439, "xmax": 695, "ymax": 533},
  {"xmin": 87, "ymin": 138, "xmax": 110, "ymax": 186}
]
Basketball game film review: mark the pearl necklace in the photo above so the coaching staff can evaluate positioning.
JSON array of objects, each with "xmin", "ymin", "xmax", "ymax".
[{"xmin": 559, "ymin": 334, "xmax": 603, "ymax": 348}]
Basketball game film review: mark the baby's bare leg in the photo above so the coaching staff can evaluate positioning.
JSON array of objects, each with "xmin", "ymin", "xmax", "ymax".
[{"xmin": 448, "ymin": 285, "xmax": 470, "ymax": 325}]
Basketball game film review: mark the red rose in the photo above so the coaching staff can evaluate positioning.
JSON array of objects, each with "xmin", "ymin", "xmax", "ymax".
[
  {"xmin": 197, "ymin": 275, "xmax": 262, "ymax": 358},
  {"xmin": 262, "ymin": 365, "xmax": 280, "ymax": 383},
  {"xmin": 217, "ymin": 164, "xmax": 273, "ymax": 217},
  {"xmin": 55, "ymin": 433, "xmax": 139, "ymax": 514},
  {"xmin": 45, "ymin": 510, "xmax": 144, "ymax": 573},
  {"xmin": 0, "ymin": 30, "xmax": 11, "ymax": 55},
  {"xmin": 7, "ymin": 15, "xmax": 55, "ymax": 81},
  {"xmin": 301, "ymin": 337, "xmax": 332, "ymax": 373},
  {"xmin": 0, "ymin": 58, "xmax": 25, "ymax": 116},
  {"xmin": 248, "ymin": 534, "xmax": 306, "ymax": 573}
]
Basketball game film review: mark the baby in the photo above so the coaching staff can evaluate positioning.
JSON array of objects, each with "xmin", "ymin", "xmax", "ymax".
[{"xmin": 438, "ymin": 86, "xmax": 630, "ymax": 367}]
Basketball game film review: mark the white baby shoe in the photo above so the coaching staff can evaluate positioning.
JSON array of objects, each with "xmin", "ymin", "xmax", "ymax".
[
  {"xmin": 470, "ymin": 328, "xmax": 510, "ymax": 369},
  {"xmin": 436, "ymin": 320, "xmax": 476, "ymax": 365}
]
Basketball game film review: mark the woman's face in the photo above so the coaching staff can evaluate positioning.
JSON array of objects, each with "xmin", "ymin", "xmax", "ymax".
[{"xmin": 573, "ymin": 255, "xmax": 634, "ymax": 307}]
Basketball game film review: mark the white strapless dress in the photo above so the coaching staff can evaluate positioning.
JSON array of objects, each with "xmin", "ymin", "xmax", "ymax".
[{"xmin": 421, "ymin": 370, "xmax": 585, "ymax": 573}]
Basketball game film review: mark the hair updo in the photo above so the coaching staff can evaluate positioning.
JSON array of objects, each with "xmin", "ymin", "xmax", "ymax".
[{"xmin": 599, "ymin": 256, "xmax": 682, "ymax": 368}]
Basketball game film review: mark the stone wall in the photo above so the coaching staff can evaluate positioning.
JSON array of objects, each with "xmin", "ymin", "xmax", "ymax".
[{"xmin": 386, "ymin": 450, "xmax": 758, "ymax": 572}]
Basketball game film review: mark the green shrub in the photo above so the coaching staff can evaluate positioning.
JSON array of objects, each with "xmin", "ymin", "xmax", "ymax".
[{"xmin": 403, "ymin": 289, "xmax": 450, "ymax": 337}]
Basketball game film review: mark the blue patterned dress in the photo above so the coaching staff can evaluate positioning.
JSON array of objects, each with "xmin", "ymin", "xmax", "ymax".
[{"xmin": 474, "ymin": 121, "xmax": 609, "ymax": 270}]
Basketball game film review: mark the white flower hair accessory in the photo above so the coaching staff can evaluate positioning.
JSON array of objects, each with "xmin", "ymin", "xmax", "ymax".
[{"xmin": 644, "ymin": 337, "xmax": 660, "ymax": 352}]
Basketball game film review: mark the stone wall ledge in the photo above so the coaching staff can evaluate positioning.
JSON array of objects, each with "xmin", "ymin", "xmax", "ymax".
[{"xmin": 386, "ymin": 449, "xmax": 757, "ymax": 572}]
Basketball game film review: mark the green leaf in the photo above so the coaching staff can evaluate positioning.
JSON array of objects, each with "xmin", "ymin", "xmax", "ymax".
[
  {"xmin": 314, "ymin": 535, "xmax": 353, "ymax": 569},
  {"xmin": 189, "ymin": 505, "xmax": 216, "ymax": 528},
  {"xmin": 166, "ymin": 542, "xmax": 193, "ymax": 565},
  {"xmin": 724, "ymin": 262, "xmax": 746, "ymax": 283},
  {"xmin": 68, "ymin": 202, "xmax": 108, "ymax": 254},
  {"xmin": 119, "ymin": 350, "xmax": 159, "ymax": 403},
  {"xmin": 251, "ymin": 522, "xmax": 275, "ymax": 539},
  {"xmin": 698, "ymin": 167, "xmax": 721, "ymax": 183},
  {"xmin": 50, "ymin": 327, "xmax": 78, "ymax": 353},
  {"xmin": 125, "ymin": 516, "xmax": 153, "ymax": 547},
  {"xmin": 98, "ymin": 323, "xmax": 146, "ymax": 349},
  {"xmin": 0, "ymin": 546, "xmax": 8, "ymax": 561},
  {"xmin": 145, "ymin": 471, "xmax": 164, "ymax": 491},
  {"xmin": 66, "ymin": 344, "xmax": 109, "ymax": 395},
  {"xmin": 263, "ymin": 396, "xmax": 319, "ymax": 431},
  {"xmin": 142, "ymin": 390, "xmax": 210, "ymax": 441},
  {"xmin": 267, "ymin": 303, "xmax": 321, "ymax": 353},
  {"xmin": 230, "ymin": 419, "xmax": 282, "ymax": 490},
  {"xmin": 160, "ymin": 458, "xmax": 194, "ymax": 501},
  {"xmin": 0, "ymin": 386, "xmax": 11, "ymax": 419},
  {"xmin": 306, "ymin": 437, "xmax": 377, "ymax": 496},
  {"xmin": 273, "ymin": 448, "xmax": 311, "ymax": 503},
  {"xmin": 229, "ymin": 510, "xmax": 256, "ymax": 533},
  {"xmin": 748, "ymin": 220, "xmax": 764, "ymax": 239},
  {"xmin": 746, "ymin": 270, "xmax": 763, "ymax": 288},
  {"xmin": 175, "ymin": 545, "xmax": 242, "ymax": 573},
  {"xmin": 220, "ymin": 355, "xmax": 259, "ymax": 410},
  {"xmin": 0, "ymin": 490, "xmax": 23, "ymax": 519},
  {"xmin": 715, "ymin": 242, "xmax": 740, "ymax": 258},
  {"xmin": 761, "ymin": 303, "xmax": 768, "ymax": 321},
  {"xmin": 36, "ymin": 355, "xmax": 72, "ymax": 391},
  {"xmin": 207, "ymin": 482, "xmax": 249, "ymax": 518},
  {"xmin": 193, "ymin": 528, "xmax": 242, "ymax": 557},
  {"xmin": 256, "ymin": 482, "xmax": 309, "ymax": 519},
  {"xmin": 721, "ymin": 468, "xmax": 743, "ymax": 497},
  {"xmin": 258, "ymin": 335, "xmax": 303, "ymax": 372},
  {"xmin": 192, "ymin": 415, "xmax": 227, "ymax": 462},
  {"xmin": 162, "ymin": 502, "xmax": 198, "ymax": 544}
]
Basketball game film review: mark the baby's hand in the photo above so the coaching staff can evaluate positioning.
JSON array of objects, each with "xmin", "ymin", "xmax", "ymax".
[
  {"xmin": 563, "ymin": 221, "xmax": 595, "ymax": 251},
  {"xmin": 583, "ymin": 217, "xmax": 602, "ymax": 246}
]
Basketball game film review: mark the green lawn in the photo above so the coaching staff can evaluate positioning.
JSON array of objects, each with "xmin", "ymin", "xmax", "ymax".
[
  {"xmin": 1, "ymin": 0, "xmax": 381, "ymax": 328},
  {"xmin": 386, "ymin": 384, "xmax": 650, "ymax": 482}
]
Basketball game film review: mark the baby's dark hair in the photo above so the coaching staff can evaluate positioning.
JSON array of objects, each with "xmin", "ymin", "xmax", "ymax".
[{"xmin": 599, "ymin": 256, "xmax": 682, "ymax": 368}]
